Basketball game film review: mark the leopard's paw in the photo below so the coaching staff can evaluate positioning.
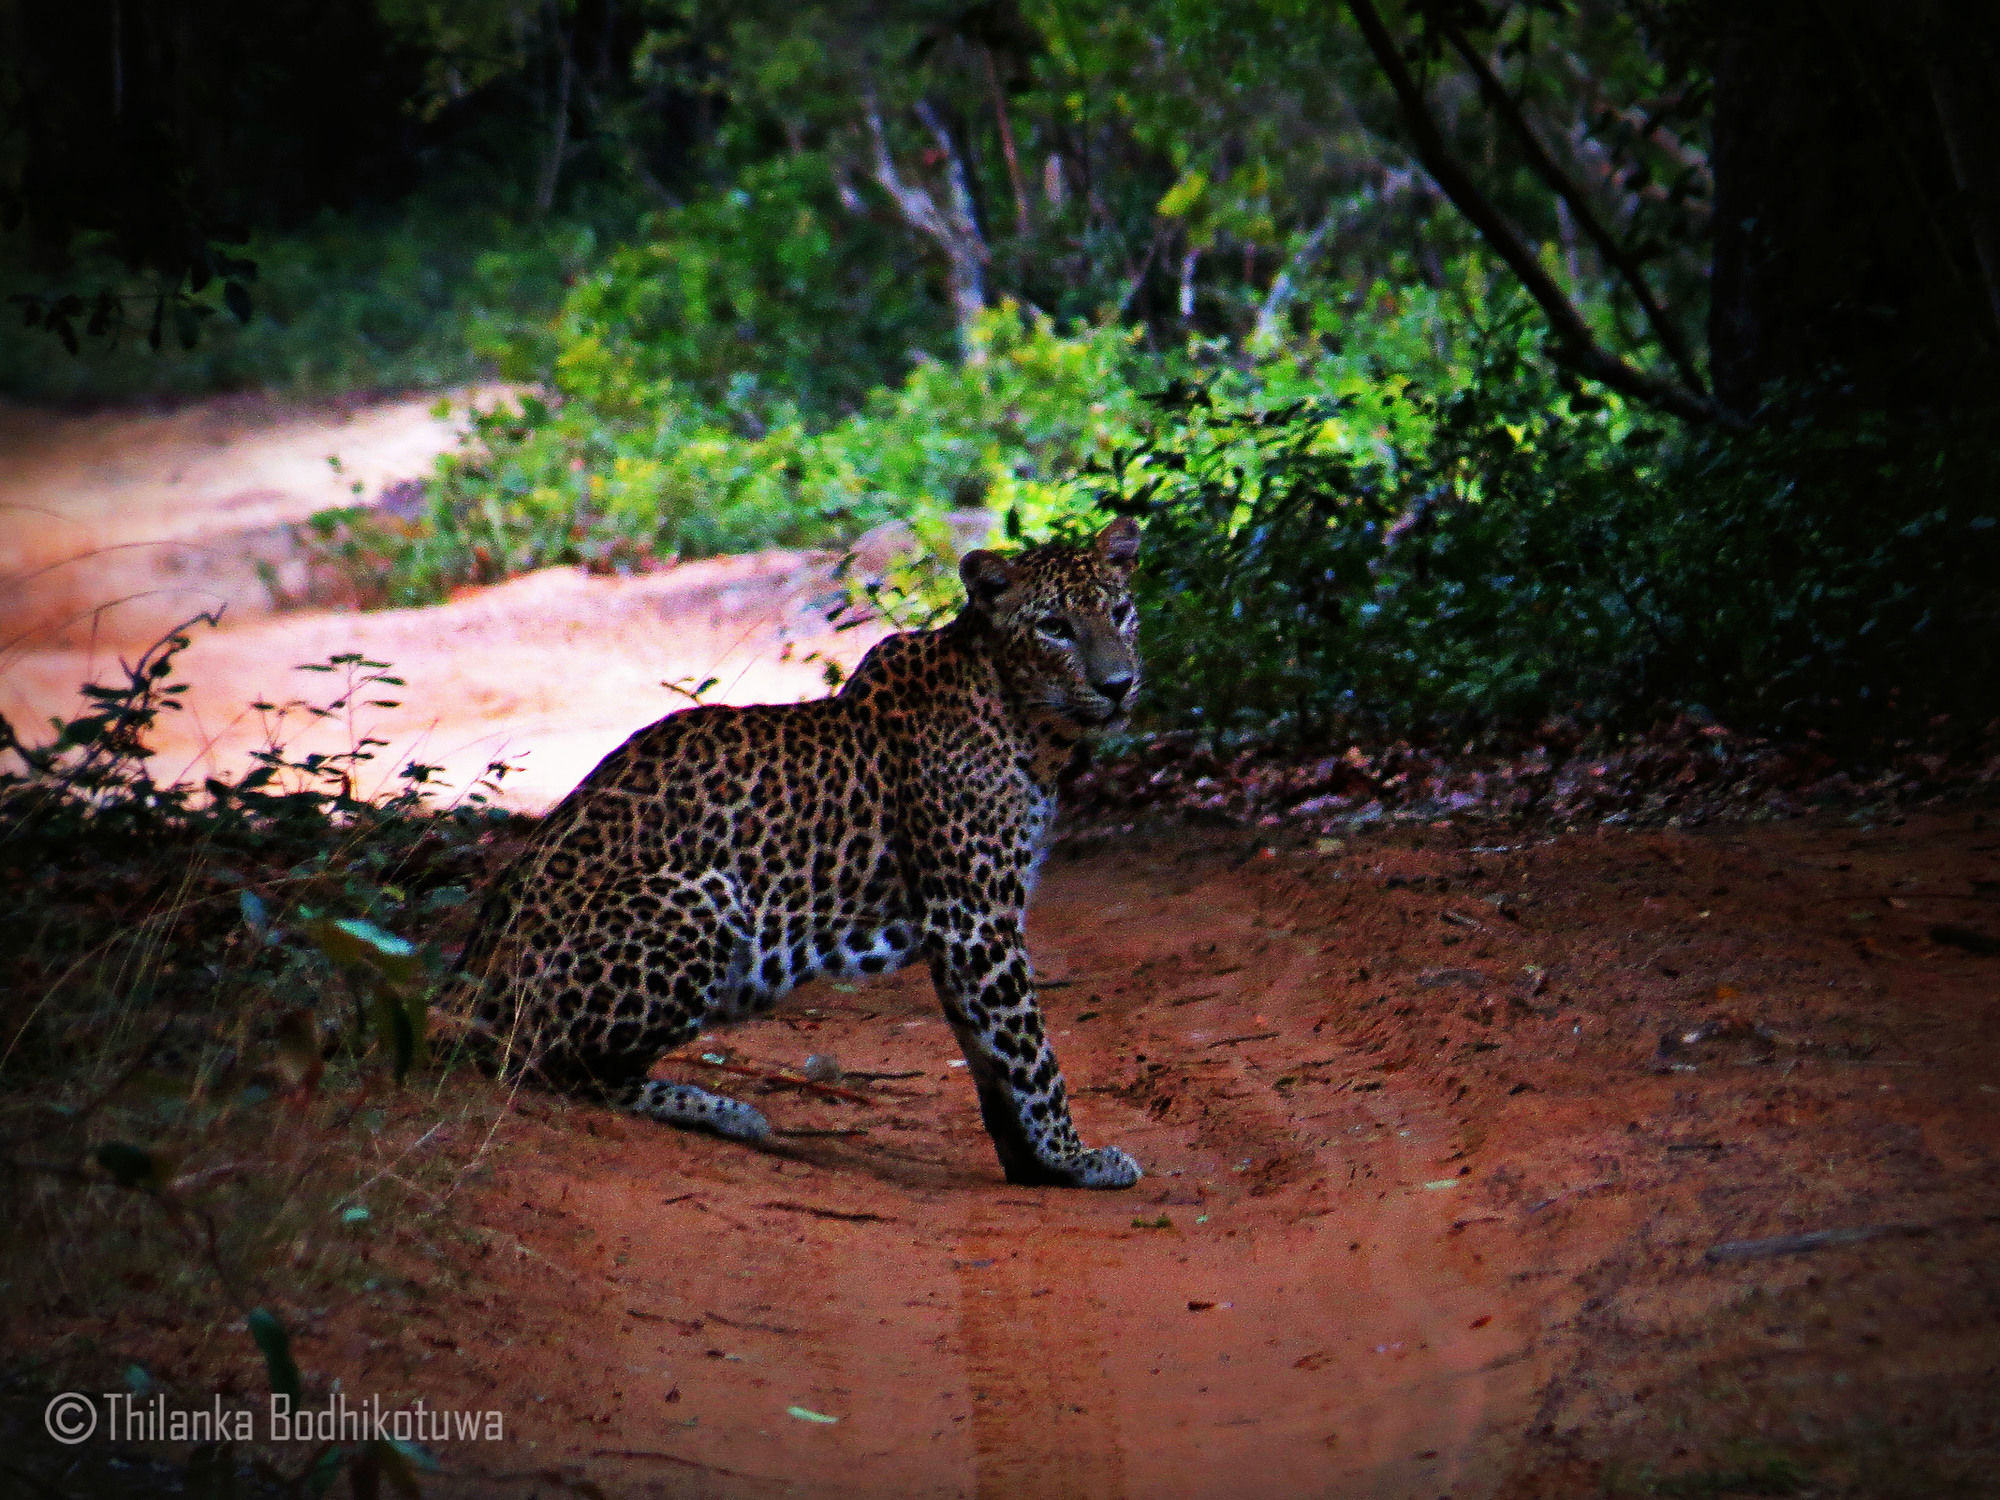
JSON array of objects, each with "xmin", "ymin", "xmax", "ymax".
[
  {"xmin": 1006, "ymin": 1143, "xmax": 1142, "ymax": 1189},
  {"xmin": 1072, "ymin": 1144, "xmax": 1143, "ymax": 1189}
]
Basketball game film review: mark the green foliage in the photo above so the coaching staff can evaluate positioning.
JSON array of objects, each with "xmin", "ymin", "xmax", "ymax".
[
  {"xmin": 1063, "ymin": 337, "xmax": 2000, "ymax": 742},
  {"xmin": 305, "ymin": 301, "xmax": 1153, "ymax": 604},
  {"xmin": 0, "ymin": 620, "xmax": 513, "ymax": 1411},
  {"xmin": 1060, "ymin": 331, "xmax": 1663, "ymax": 738},
  {"xmin": 548, "ymin": 154, "xmax": 949, "ymax": 422}
]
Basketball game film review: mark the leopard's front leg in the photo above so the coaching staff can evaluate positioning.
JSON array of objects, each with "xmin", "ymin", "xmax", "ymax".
[{"xmin": 923, "ymin": 905, "xmax": 1140, "ymax": 1190}]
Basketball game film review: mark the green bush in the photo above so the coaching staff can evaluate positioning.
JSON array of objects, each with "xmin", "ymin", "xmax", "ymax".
[
  {"xmin": 546, "ymin": 154, "xmax": 948, "ymax": 423},
  {"xmin": 1062, "ymin": 337, "xmax": 2000, "ymax": 743},
  {"xmin": 302, "ymin": 256, "xmax": 1521, "ymax": 605},
  {"xmin": 308, "ymin": 301, "xmax": 1157, "ymax": 603}
]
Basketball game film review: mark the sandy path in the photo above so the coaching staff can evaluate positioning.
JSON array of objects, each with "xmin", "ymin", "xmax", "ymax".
[
  {"xmin": 0, "ymin": 391, "xmax": 888, "ymax": 808},
  {"xmin": 0, "ymin": 390, "xmax": 502, "ymax": 640}
]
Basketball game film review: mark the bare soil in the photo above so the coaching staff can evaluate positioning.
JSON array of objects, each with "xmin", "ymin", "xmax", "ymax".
[
  {"xmin": 0, "ymin": 392, "xmax": 888, "ymax": 809},
  {"xmin": 6, "ymin": 394, "xmax": 1999, "ymax": 1497},
  {"xmin": 290, "ymin": 810, "xmax": 1992, "ymax": 1500}
]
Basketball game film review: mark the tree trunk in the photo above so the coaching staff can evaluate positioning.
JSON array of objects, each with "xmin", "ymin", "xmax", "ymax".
[
  {"xmin": 866, "ymin": 99, "xmax": 989, "ymax": 354},
  {"xmin": 533, "ymin": 5, "xmax": 575, "ymax": 219}
]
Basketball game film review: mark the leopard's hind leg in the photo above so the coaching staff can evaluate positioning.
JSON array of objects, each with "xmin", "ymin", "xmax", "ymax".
[{"xmin": 511, "ymin": 866, "xmax": 779, "ymax": 1143}]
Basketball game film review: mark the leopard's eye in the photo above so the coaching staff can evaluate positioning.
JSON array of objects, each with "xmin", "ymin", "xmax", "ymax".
[
  {"xmin": 1036, "ymin": 614, "xmax": 1075, "ymax": 643},
  {"xmin": 1111, "ymin": 600, "xmax": 1137, "ymax": 630}
]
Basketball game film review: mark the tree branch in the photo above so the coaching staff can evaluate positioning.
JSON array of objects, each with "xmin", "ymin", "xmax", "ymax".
[
  {"xmin": 981, "ymin": 46, "xmax": 1033, "ymax": 237},
  {"xmin": 1343, "ymin": 0, "xmax": 1730, "ymax": 425},
  {"xmin": 1924, "ymin": 47, "xmax": 2000, "ymax": 345},
  {"xmin": 911, "ymin": 100, "xmax": 986, "ymax": 255},
  {"xmin": 532, "ymin": 0, "xmax": 576, "ymax": 219},
  {"xmin": 1432, "ymin": 14, "xmax": 1710, "ymax": 401},
  {"xmin": 1253, "ymin": 205, "xmax": 1341, "ymax": 347},
  {"xmin": 865, "ymin": 96, "xmax": 989, "ymax": 349},
  {"xmin": 1552, "ymin": 50, "xmax": 1713, "ymax": 191}
]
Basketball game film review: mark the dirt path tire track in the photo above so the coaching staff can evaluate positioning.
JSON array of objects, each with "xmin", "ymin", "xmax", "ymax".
[{"xmin": 365, "ymin": 842, "xmax": 1530, "ymax": 1500}]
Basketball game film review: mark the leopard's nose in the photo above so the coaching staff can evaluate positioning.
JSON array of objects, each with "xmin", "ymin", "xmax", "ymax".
[{"xmin": 1097, "ymin": 673, "xmax": 1133, "ymax": 707}]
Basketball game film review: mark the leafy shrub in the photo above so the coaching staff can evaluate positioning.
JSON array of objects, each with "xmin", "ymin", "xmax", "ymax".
[
  {"xmin": 1061, "ymin": 337, "xmax": 2000, "ymax": 743},
  {"xmin": 0, "ymin": 194, "xmax": 616, "ymax": 403},
  {"xmin": 0, "ymin": 617, "xmax": 515, "ymax": 1453},
  {"xmin": 547, "ymin": 153, "xmax": 949, "ymax": 423},
  {"xmin": 307, "ymin": 302, "xmax": 1156, "ymax": 603}
]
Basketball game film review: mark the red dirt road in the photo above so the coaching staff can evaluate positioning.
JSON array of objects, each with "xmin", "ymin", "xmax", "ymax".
[
  {"xmin": 325, "ymin": 835, "xmax": 1537, "ymax": 1499},
  {"xmin": 292, "ymin": 809, "xmax": 2000, "ymax": 1499}
]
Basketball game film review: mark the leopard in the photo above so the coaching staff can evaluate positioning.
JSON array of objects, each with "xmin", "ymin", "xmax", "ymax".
[{"xmin": 447, "ymin": 518, "xmax": 1146, "ymax": 1189}]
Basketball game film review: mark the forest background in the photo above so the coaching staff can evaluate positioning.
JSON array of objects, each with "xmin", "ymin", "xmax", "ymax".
[{"xmin": 5, "ymin": 0, "xmax": 1999, "ymax": 746}]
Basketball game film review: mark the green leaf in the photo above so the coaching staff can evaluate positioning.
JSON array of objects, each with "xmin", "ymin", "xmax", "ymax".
[
  {"xmin": 305, "ymin": 1444, "xmax": 346, "ymax": 1498},
  {"xmin": 369, "ymin": 989, "xmax": 421, "ymax": 1080},
  {"xmin": 247, "ymin": 1308, "xmax": 304, "ymax": 1405},
  {"xmin": 363, "ymin": 1436, "xmax": 436, "ymax": 1497},
  {"xmin": 786, "ymin": 1405, "xmax": 839, "ymax": 1423},
  {"xmin": 306, "ymin": 917, "xmax": 422, "ymax": 986}
]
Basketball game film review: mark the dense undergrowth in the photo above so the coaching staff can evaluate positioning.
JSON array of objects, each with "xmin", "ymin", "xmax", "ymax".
[
  {"xmin": 299, "ymin": 247, "xmax": 2000, "ymax": 747},
  {"xmin": 0, "ymin": 619, "xmax": 520, "ymax": 1489}
]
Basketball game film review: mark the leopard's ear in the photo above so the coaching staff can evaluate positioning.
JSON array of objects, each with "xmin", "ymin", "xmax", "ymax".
[
  {"xmin": 1094, "ymin": 517, "xmax": 1142, "ymax": 570},
  {"xmin": 959, "ymin": 549, "xmax": 1017, "ymax": 609}
]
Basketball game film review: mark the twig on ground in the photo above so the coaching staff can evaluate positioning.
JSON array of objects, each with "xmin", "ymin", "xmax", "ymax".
[
  {"xmin": 757, "ymin": 1199, "xmax": 895, "ymax": 1224},
  {"xmin": 1705, "ymin": 1224, "xmax": 1927, "ymax": 1261},
  {"xmin": 681, "ymin": 1056, "xmax": 874, "ymax": 1105},
  {"xmin": 587, "ymin": 1451, "xmax": 742, "ymax": 1476},
  {"xmin": 703, "ymin": 1309, "xmax": 804, "ymax": 1335}
]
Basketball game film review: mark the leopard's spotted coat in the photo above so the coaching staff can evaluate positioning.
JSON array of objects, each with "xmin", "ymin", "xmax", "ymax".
[{"xmin": 450, "ymin": 520, "xmax": 1145, "ymax": 1188}]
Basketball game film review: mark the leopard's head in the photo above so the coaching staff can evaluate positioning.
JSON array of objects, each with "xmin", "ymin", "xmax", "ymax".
[{"xmin": 959, "ymin": 518, "xmax": 1143, "ymax": 731}]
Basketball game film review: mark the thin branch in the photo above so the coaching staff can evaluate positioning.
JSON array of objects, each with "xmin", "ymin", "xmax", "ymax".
[
  {"xmin": 1552, "ymin": 50, "xmax": 1712, "ymax": 190},
  {"xmin": 1813, "ymin": 0, "xmax": 1979, "ymax": 327},
  {"xmin": 1253, "ymin": 206, "xmax": 1341, "ymax": 347},
  {"xmin": 1114, "ymin": 224, "xmax": 1168, "ymax": 319},
  {"xmin": 912, "ymin": 99, "xmax": 986, "ymax": 254},
  {"xmin": 1433, "ymin": 15, "xmax": 1710, "ymax": 401},
  {"xmin": 1917, "ymin": 3, "xmax": 2000, "ymax": 348},
  {"xmin": 1343, "ymin": 0, "xmax": 1730, "ymax": 426},
  {"xmin": 981, "ymin": 45, "xmax": 1033, "ymax": 237},
  {"xmin": 532, "ymin": 0, "xmax": 576, "ymax": 219}
]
